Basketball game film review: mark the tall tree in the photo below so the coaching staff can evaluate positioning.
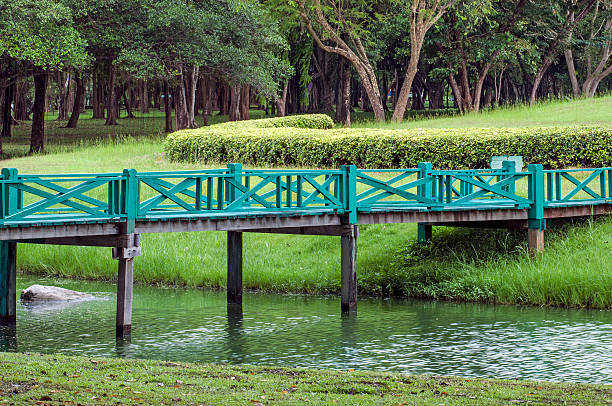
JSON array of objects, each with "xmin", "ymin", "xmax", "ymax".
[
  {"xmin": 296, "ymin": 0, "xmax": 386, "ymax": 121},
  {"xmin": 529, "ymin": 0, "xmax": 599, "ymax": 105},
  {"xmin": 0, "ymin": 0, "xmax": 87, "ymax": 152},
  {"xmin": 391, "ymin": 0, "xmax": 457, "ymax": 121}
]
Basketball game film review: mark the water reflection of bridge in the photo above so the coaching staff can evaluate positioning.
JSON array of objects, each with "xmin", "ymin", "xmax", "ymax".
[{"xmin": 1, "ymin": 162, "xmax": 611, "ymax": 336}]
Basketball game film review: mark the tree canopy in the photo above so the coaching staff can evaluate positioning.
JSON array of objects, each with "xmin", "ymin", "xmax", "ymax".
[{"xmin": 0, "ymin": 0, "xmax": 610, "ymax": 151}]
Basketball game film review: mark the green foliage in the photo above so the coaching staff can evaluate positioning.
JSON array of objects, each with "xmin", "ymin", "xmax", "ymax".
[
  {"xmin": 117, "ymin": 0, "xmax": 292, "ymax": 96},
  {"xmin": 212, "ymin": 114, "xmax": 334, "ymax": 130},
  {"xmin": 164, "ymin": 119, "xmax": 612, "ymax": 169},
  {"xmin": 0, "ymin": 0, "xmax": 87, "ymax": 69}
]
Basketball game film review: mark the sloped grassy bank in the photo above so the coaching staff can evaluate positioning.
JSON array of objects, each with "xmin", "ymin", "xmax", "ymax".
[
  {"xmin": 1, "ymin": 352, "xmax": 610, "ymax": 405},
  {"xmin": 164, "ymin": 114, "xmax": 612, "ymax": 169}
]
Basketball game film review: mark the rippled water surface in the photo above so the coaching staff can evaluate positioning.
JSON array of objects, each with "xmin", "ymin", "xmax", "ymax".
[{"xmin": 2, "ymin": 275, "xmax": 612, "ymax": 383}]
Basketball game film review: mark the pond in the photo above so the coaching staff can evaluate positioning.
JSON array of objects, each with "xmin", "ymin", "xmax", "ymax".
[{"xmin": 2, "ymin": 275, "xmax": 612, "ymax": 384}]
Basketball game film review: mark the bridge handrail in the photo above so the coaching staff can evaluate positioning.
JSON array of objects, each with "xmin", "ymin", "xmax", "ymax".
[
  {"xmin": 542, "ymin": 167, "xmax": 612, "ymax": 206},
  {"xmin": 0, "ymin": 163, "xmax": 610, "ymax": 229}
]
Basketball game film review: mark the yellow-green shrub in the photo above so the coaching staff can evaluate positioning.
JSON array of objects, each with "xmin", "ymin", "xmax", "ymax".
[
  {"xmin": 213, "ymin": 114, "xmax": 334, "ymax": 130},
  {"xmin": 164, "ymin": 122, "xmax": 612, "ymax": 169}
]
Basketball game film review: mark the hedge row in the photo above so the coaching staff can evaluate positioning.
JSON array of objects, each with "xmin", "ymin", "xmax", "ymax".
[
  {"xmin": 165, "ymin": 126, "xmax": 612, "ymax": 169},
  {"xmin": 214, "ymin": 114, "xmax": 334, "ymax": 130}
]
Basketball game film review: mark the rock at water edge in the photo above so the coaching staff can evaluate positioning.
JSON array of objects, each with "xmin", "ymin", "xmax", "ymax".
[{"xmin": 20, "ymin": 284, "xmax": 93, "ymax": 302}]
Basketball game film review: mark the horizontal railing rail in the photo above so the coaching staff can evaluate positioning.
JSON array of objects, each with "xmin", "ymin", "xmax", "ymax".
[
  {"xmin": 543, "ymin": 167, "xmax": 612, "ymax": 207},
  {"xmin": 0, "ymin": 163, "xmax": 610, "ymax": 228}
]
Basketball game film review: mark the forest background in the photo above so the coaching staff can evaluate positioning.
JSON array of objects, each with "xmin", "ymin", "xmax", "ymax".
[{"xmin": 0, "ymin": 0, "xmax": 611, "ymax": 154}]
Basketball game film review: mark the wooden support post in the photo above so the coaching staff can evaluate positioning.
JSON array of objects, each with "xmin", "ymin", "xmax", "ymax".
[
  {"xmin": 227, "ymin": 231, "xmax": 243, "ymax": 305},
  {"xmin": 116, "ymin": 256, "xmax": 134, "ymax": 336},
  {"xmin": 528, "ymin": 228, "xmax": 544, "ymax": 257},
  {"xmin": 113, "ymin": 234, "xmax": 140, "ymax": 337},
  {"xmin": 417, "ymin": 223, "xmax": 432, "ymax": 244},
  {"xmin": 0, "ymin": 241, "xmax": 16, "ymax": 325},
  {"xmin": 341, "ymin": 225, "xmax": 358, "ymax": 312}
]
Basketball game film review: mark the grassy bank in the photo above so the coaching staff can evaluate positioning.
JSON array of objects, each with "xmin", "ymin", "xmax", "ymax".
[
  {"xmin": 354, "ymin": 95, "xmax": 612, "ymax": 129},
  {"xmin": 1, "ymin": 352, "xmax": 610, "ymax": 405},
  {"xmin": 4, "ymin": 138, "xmax": 612, "ymax": 308}
]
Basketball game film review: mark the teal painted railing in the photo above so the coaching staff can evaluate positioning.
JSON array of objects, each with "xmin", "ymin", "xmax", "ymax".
[{"xmin": 0, "ymin": 164, "xmax": 610, "ymax": 229}]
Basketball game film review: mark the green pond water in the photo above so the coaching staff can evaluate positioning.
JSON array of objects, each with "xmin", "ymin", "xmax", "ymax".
[{"xmin": 2, "ymin": 274, "xmax": 612, "ymax": 384}]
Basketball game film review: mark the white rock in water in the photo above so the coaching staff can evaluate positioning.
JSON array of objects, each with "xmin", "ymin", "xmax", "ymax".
[{"xmin": 20, "ymin": 285, "xmax": 92, "ymax": 302}]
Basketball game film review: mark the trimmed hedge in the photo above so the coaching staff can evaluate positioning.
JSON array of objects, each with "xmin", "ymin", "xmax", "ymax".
[
  {"xmin": 213, "ymin": 114, "xmax": 334, "ymax": 130},
  {"xmin": 164, "ymin": 118, "xmax": 612, "ymax": 169}
]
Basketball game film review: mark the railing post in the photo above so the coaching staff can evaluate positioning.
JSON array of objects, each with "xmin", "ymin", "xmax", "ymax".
[
  {"xmin": 418, "ymin": 162, "xmax": 433, "ymax": 202},
  {"xmin": 501, "ymin": 160, "xmax": 517, "ymax": 195},
  {"xmin": 341, "ymin": 165, "xmax": 357, "ymax": 224},
  {"xmin": 527, "ymin": 164, "xmax": 545, "ymax": 255},
  {"xmin": 1, "ymin": 169, "xmax": 19, "ymax": 325},
  {"xmin": 227, "ymin": 163, "xmax": 243, "ymax": 206},
  {"xmin": 1, "ymin": 168, "xmax": 19, "ymax": 220},
  {"xmin": 121, "ymin": 169, "xmax": 139, "ymax": 234},
  {"xmin": 418, "ymin": 162, "xmax": 433, "ymax": 243}
]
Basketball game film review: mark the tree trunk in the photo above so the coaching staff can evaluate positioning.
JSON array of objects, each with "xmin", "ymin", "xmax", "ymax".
[
  {"xmin": 381, "ymin": 71, "xmax": 389, "ymax": 112},
  {"xmin": 92, "ymin": 69, "xmax": 104, "ymax": 119},
  {"xmin": 105, "ymin": 63, "xmax": 118, "ymax": 125},
  {"xmin": 31, "ymin": 68, "xmax": 48, "ymax": 153},
  {"xmin": 56, "ymin": 70, "xmax": 69, "ymax": 121},
  {"xmin": 529, "ymin": 56, "xmax": 553, "ymax": 106},
  {"xmin": 427, "ymin": 81, "xmax": 445, "ymax": 109},
  {"xmin": 275, "ymin": 82, "xmax": 288, "ymax": 117},
  {"xmin": 65, "ymin": 71, "xmax": 84, "ymax": 128},
  {"xmin": 122, "ymin": 85, "xmax": 135, "ymax": 118},
  {"xmin": 335, "ymin": 56, "xmax": 351, "ymax": 126},
  {"xmin": 203, "ymin": 78, "xmax": 214, "ymax": 126},
  {"xmin": 185, "ymin": 65, "xmax": 198, "ymax": 128},
  {"xmin": 240, "ymin": 85, "xmax": 250, "ymax": 121},
  {"xmin": 163, "ymin": 79, "xmax": 173, "ymax": 133},
  {"xmin": 139, "ymin": 79, "xmax": 149, "ymax": 113},
  {"xmin": 173, "ymin": 84, "xmax": 189, "ymax": 131},
  {"xmin": 13, "ymin": 81, "xmax": 29, "ymax": 121},
  {"xmin": 447, "ymin": 72, "xmax": 464, "ymax": 114},
  {"xmin": 1, "ymin": 83, "xmax": 13, "ymax": 138},
  {"xmin": 392, "ymin": 53, "xmax": 420, "ymax": 121},
  {"xmin": 564, "ymin": 49, "xmax": 581, "ymax": 98},
  {"xmin": 229, "ymin": 85, "xmax": 240, "ymax": 121}
]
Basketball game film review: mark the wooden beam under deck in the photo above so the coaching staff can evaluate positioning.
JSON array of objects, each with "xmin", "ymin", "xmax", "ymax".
[
  {"xmin": 0, "ymin": 205, "xmax": 610, "ymax": 243},
  {"xmin": 17, "ymin": 234, "xmax": 135, "ymax": 248},
  {"xmin": 357, "ymin": 209, "xmax": 529, "ymax": 225},
  {"xmin": 244, "ymin": 225, "xmax": 358, "ymax": 237},
  {"xmin": 134, "ymin": 214, "xmax": 343, "ymax": 234},
  {"xmin": 544, "ymin": 204, "xmax": 612, "ymax": 219},
  {"xmin": 0, "ymin": 223, "xmax": 120, "ymax": 241}
]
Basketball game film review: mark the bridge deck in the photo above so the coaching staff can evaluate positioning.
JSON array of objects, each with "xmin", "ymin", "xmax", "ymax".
[{"xmin": 1, "ymin": 163, "xmax": 611, "ymax": 336}]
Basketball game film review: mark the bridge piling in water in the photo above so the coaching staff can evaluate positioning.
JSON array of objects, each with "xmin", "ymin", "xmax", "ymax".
[
  {"xmin": 341, "ymin": 225, "xmax": 358, "ymax": 312},
  {"xmin": 227, "ymin": 231, "xmax": 243, "ymax": 305},
  {"xmin": 0, "ymin": 241, "xmax": 16, "ymax": 325},
  {"xmin": 113, "ymin": 233, "xmax": 140, "ymax": 337}
]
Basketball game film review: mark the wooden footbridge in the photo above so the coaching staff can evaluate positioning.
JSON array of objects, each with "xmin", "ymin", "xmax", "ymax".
[{"xmin": 1, "ymin": 161, "xmax": 611, "ymax": 336}]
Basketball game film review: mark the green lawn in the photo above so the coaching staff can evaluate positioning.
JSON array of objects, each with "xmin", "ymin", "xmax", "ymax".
[
  {"xmin": 354, "ymin": 95, "xmax": 612, "ymax": 129},
  {"xmin": 1, "ymin": 352, "xmax": 610, "ymax": 405}
]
